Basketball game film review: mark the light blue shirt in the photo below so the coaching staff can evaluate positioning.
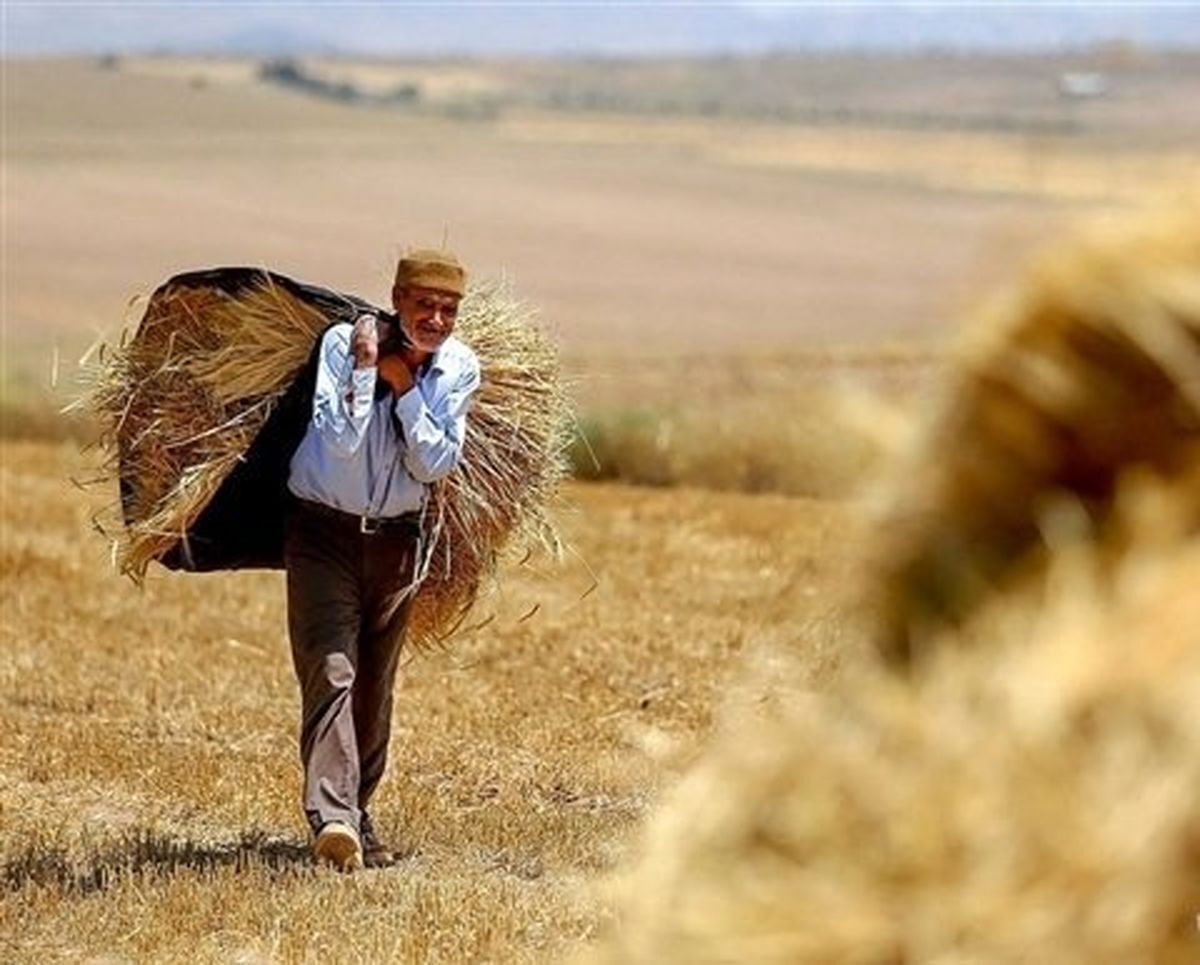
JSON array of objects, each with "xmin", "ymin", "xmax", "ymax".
[{"xmin": 287, "ymin": 320, "xmax": 481, "ymax": 518}]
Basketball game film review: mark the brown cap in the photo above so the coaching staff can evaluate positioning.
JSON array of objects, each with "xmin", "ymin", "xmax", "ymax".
[{"xmin": 394, "ymin": 247, "xmax": 467, "ymax": 297}]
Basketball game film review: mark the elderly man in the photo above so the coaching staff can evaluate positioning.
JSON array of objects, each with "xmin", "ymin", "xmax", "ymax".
[{"xmin": 284, "ymin": 248, "xmax": 480, "ymax": 871}]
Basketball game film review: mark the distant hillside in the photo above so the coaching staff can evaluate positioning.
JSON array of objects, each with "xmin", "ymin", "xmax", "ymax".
[
  {"xmin": 7, "ymin": 3, "xmax": 1200, "ymax": 56},
  {"xmin": 214, "ymin": 49, "xmax": 1198, "ymax": 151}
]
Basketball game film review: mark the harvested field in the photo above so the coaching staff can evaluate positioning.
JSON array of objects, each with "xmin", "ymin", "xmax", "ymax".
[
  {"xmin": 2, "ymin": 57, "xmax": 1097, "ymax": 362},
  {"xmin": 0, "ymin": 440, "xmax": 855, "ymax": 960},
  {"xmin": 4, "ymin": 48, "xmax": 1199, "ymax": 962}
]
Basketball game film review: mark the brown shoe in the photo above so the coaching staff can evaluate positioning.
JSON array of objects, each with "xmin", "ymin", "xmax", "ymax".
[
  {"xmin": 360, "ymin": 811, "xmax": 396, "ymax": 869},
  {"xmin": 314, "ymin": 821, "xmax": 364, "ymax": 872}
]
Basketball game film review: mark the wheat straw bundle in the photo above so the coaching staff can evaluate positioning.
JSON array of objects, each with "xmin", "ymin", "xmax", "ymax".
[
  {"xmin": 83, "ymin": 268, "xmax": 570, "ymax": 648},
  {"xmin": 600, "ymin": 205, "xmax": 1200, "ymax": 962},
  {"xmin": 870, "ymin": 204, "xmax": 1200, "ymax": 664},
  {"xmin": 602, "ymin": 523, "xmax": 1200, "ymax": 964},
  {"xmin": 415, "ymin": 280, "xmax": 571, "ymax": 642}
]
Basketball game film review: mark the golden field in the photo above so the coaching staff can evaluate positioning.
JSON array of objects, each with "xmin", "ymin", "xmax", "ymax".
[
  {"xmin": 3, "ymin": 52, "xmax": 1199, "ymax": 962},
  {"xmin": 0, "ymin": 440, "xmax": 854, "ymax": 961}
]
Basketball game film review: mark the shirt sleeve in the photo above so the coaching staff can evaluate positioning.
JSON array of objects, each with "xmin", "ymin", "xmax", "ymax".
[
  {"xmin": 310, "ymin": 321, "xmax": 377, "ymax": 457},
  {"xmin": 392, "ymin": 350, "xmax": 481, "ymax": 483}
]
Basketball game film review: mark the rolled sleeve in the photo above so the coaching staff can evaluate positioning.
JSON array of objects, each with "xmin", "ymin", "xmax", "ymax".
[
  {"xmin": 347, "ymin": 367, "xmax": 376, "ymax": 420},
  {"xmin": 311, "ymin": 322, "xmax": 377, "ymax": 457}
]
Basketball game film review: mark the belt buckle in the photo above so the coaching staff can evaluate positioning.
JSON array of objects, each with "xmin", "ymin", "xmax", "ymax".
[{"xmin": 360, "ymin": 515, "xmax": 381, "ymax": 535}]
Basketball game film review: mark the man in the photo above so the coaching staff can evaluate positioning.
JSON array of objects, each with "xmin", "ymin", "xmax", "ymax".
[{"xmin": 284, "ymin": 247, "xmax": 480, "ymax": 871}]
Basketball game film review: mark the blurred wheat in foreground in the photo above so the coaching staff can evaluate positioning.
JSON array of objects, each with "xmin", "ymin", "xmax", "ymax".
[
  {"xmin": 601, "ymin": 205, "xmax": 1200, "ymax": 964},
  {"xmin": 602, "ymin": 525, "xmax": 1200, "ymax": 964},
  {"xmin": 870, "ymin": 202, "xmax": 1200, "ymax": 665}
]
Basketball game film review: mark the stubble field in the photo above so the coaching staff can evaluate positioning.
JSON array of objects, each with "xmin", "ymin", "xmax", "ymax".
[
  {"xmin": 2, "ymin": 52, "xmax": 1197, "ymax": 961},
  {"xmin": 1, "ymin": 439, "xmax": 854, "ymax": 961}
]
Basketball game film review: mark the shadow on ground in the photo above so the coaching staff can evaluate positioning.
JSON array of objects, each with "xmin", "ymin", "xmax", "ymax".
[{"xmin": 2, "ymin": 830, "xmax": 312, "ymax": 895}]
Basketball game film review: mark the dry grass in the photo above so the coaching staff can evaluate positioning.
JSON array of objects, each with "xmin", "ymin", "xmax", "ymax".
[
  {"xmin": 0, "ymin": 440, "xmax": 855, "ymax": 962},
  {"xmin": 600, "ymin": 500, "xmax": 1200, "ymax": 964},
  {"xmin": 571, "ymin": 392, "xmax": 883, "ymax": 499},
  {"xmin": 503, "ymin": 114, "xmax": 1200, "ymax": 204},
  {"xmin": 562, "ymin": 345, "xmax": 938, "ymax": 498}
]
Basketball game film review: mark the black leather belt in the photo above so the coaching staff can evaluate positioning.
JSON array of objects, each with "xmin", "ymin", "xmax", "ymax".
[{"xmin": 292, "ymin": 496, "xmax": 421, "ymax": 535}]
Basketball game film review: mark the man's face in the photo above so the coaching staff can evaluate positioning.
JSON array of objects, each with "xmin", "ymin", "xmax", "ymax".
[{"xmin": 393, "ymin": 285, "xmax": 461, "ymax": 354}]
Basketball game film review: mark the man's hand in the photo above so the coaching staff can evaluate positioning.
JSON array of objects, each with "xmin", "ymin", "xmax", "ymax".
[
  {"xmin": 351, "ymin": 314, "xmax": 379, "ymax": 369},
  {"xmin": 378, "ymin": 355, "xmax": 415, "ymax": 396}
]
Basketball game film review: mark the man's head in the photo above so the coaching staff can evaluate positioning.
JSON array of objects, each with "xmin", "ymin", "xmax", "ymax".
[{"xmin": 392, "ymin": 248, "xmax": 467, "ymax": 355}]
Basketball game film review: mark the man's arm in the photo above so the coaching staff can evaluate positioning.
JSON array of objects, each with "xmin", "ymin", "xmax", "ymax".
[
  {"xmin": 310, "ymin": 316, "xmax": 379, "ymax": 457},
  {"xmin": 392, "ymin": 356, "xmax": 481, "ymax": 483}
]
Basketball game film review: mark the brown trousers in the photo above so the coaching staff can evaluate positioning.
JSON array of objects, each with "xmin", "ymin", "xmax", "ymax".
[{"xmin": 283, "ymin": 498, "xmax": 419, "ymax": 835}]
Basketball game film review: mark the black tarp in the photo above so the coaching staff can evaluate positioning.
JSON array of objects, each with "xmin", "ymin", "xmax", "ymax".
[{"xmin": 126, "ymin": 267, "xmax": 398, "ymax": 572}]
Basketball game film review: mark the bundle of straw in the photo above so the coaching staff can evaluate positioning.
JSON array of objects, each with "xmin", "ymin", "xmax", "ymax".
[
  {"xmin": 414, "ymin": 280, "xmax": 571, "ymax": 643},
  {"xmin": 869, "ymin": 204, "xmax": 1200, "ymax": 664},
  {"xmin": 601, "ymin": 205, "xmax": 1200, "ymax": 964},
  {"xmin": 603, "ymin": 523, "xmax": 1200, "ymax": 964},
  {"xmin": 82, "ymin": 268, "xmax": 571, "ymax": 648}
]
